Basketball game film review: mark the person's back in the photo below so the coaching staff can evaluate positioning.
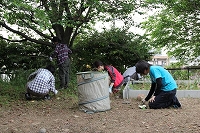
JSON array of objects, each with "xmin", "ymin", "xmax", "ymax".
[
  {"xmin": 25, "ymin": 65, "xmax": 58, "ymax": 100},
  {"xmin": 28, "ymin": 68, "xmax": 54, "ymax": 94},
  {"xmin": 123, "ymin": 66, "xmax": 141, "ymax": 83},
  {"xmin": 55, "ymin": 43, "xmax": 72, "ymax": 65},
  {"xmin": 149, "ymin": 66, "xmax": 177, "ymax": 91},
  {"xmin": 104, "ymin": 65, "xmax": 124, "ymax": 88},
  {"xmin": 93, "ymin": 60, "xmax": 124, "ymax": 93}
]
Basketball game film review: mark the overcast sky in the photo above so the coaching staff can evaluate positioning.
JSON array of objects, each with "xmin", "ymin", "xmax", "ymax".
[{"xmin": 94, "ymin": 9, "xmax": 158, "ymax": 35}]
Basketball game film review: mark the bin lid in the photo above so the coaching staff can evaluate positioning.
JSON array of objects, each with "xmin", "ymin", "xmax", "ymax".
[
  {"xmin": 76, "ymin": 71, "xmax": 107, "ymax": 75},
  {"xmin": 76, "ymin": 71, "xmax": 93, "ymax": 75}
]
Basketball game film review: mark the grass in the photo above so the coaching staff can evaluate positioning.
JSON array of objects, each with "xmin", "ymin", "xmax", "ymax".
[
  {"xmin": 0, "ymin": 70, "xmax": 79, "ymax": 108},
  {"xmin": 127, "ymin": 82, "xmax": 200, "ymax": 90}
]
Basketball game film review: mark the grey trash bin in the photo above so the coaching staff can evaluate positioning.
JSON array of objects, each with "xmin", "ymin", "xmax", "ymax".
[{"xmin": 76, "ymin": 71, "xmax": 111, "ymax": 113}]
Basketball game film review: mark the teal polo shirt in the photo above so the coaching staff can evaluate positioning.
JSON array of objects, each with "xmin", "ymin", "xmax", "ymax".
[{"xmin": 149, "ymin": 66, "xmax": 177, "ymax": 91}]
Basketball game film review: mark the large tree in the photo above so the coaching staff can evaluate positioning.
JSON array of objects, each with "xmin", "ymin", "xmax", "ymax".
[
  {"xmin": 0, "ymin": 0, "xmax": 141, "ymax": 48},
  {"xmin": 142, "ymin": 0, "xmax": 200, "ymax": 65}
]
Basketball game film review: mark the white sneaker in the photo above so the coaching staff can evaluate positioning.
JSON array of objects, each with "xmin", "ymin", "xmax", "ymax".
[{"xmin": 138, "ymin": 105, "xmax": 147, "ymax": 109}]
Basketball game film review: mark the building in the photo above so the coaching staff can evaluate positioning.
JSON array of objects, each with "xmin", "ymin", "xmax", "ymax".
[
  {"xmin": 149, "ymin": 54, "xmax": 178, "ymax": 67},
  {"xmin": 150, "ymin": 55, "xmax": 169, "ymax": 66}
]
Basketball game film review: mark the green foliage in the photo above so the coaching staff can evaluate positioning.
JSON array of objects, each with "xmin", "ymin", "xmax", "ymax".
[
  {"xmin": 0, "ymin": 39, "xmax": 53, "ymax": 73},
  {"xmin": 0, "ymin": 71, "xmax": 27, "ymax": 106},
  {"xmin": 73, "ymin": 28, "xmax": 152, "ymax": 72},
  {"xmin": 1, "ymin": 0, "xmax": 138, "ymax": 48},
  {"xmin": 166, "ymin": 63, "xmax": 200, "ymax": 80},
  {"xmin": 142, "ymin": 0, "xmax": 200, "ymax": 64},
  {"xmin": 169, "ymin": 70, "xmax": 188, "ymax": 80},
  {"xmin": 0, "ymin": 69, "xmax": 78, "ymax": 106}
]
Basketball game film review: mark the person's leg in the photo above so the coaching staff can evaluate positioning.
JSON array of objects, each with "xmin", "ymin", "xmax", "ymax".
[
  {"xmin": 149, "ymin": 90, "xmax": 176, "ymax": 109},
  {"xmin": 172, "ymin": 96, "xmax": 181, "ymax": 108},
  {"xmin": 27, "ymin": 89, "xmax": 47, "ymax": 97},
  {"xmin": 58, "ymin": 63, "xmax": 66, "ymax": 89},
  {"xmin": 26, "ymin": 86, "xmax": 49, "ymax": 100},
  {"xmin": 64, "ymin": 58, "xmax": 70, "ymax": 88},
  {"xmin": 25, "ymin": 83, "xmax": 32, "ymax": 100}
]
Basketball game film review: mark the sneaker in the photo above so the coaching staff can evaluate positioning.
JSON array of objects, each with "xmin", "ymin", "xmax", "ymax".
[
  {"xmin": 173, "ymin": 97, "xmax": 181, "ymax": 107},
  {"xmin": 138, "ymin": 105, "xmax": 147, "ymax": 109},
  {"xmin": 172, "ymin": 104, "xmax": 182, "ymax": 109},
  {"xmin": 25, "ymin": 93, "xmax": 32, "ymax": 100},
  {"xmin": 44, "ymin": 94, "xmax": 50, "ymax": 100}
]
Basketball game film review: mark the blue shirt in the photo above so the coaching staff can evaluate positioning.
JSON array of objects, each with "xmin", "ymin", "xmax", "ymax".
[{"xmin": 149, "ymin": 66, "xmax": 177, "ymax": 91}]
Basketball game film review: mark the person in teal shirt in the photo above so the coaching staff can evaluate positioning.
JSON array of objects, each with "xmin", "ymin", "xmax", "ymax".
[{"xmin": 135, "ymin": 60, "xmax": 181, "ymax": 109}]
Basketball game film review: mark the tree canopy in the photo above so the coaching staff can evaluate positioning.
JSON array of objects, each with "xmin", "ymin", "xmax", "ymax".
[
  {"xmin": 142, "ymin": 0, "xmax": 200, "ymax": 64},
  {"xmin": 0, "ymin": 0, "xmax": 140, "ymax": 47}
]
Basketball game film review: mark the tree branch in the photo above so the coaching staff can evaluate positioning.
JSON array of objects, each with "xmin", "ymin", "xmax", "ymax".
[
  {"xmin": 0, "ymin": 21, "xmax": 52, "ymax": 46},
  {"xmin": 0, "ymin": 36, "xmax": 27, "ymax": 42},
  {"xmin": 21, "ymin": 19, "xmax": 51, "ymax": 40}
]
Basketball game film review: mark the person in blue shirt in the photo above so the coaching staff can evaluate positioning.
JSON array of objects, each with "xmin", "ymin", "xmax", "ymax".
[{"xmin": 135, "ymin": 60, "xmax": 181, "ymax": 109}]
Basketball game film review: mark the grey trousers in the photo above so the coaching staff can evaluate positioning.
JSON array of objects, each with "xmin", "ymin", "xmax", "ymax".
[{"xmin": 58, "ymin": 58, "xmax": 70, "ymax": 88}]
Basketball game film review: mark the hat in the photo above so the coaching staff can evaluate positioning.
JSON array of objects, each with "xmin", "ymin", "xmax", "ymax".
[{"xmin": 52, "ymin": 37, "xmax": 61, "ymax": 43}]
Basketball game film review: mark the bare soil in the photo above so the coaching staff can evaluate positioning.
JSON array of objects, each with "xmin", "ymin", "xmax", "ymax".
[{"xmin": 1, "ymin": 94, "xmax": 200, "ymax": 133}]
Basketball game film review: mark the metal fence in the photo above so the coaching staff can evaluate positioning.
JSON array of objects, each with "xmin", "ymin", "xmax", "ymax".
[
  {"xmin": 166, "ymin": 66, "xmax": 200, "ymax": 81},
  {"xmin": 131, "ymin": 66, "xmax": 200, "ymax": 90}
]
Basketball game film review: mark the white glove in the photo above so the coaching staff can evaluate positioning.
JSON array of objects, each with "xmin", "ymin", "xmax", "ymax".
[
  {"xmin": 109, "ymin": 86, "xmax": 112, "ymax": 93},
  {"xmin": 54, "ymin": 90, "xmax": 58, "ymax": 95},
  {"xmin": 49, "ymin": 57, "xmax": 53, "ymax": 62}
]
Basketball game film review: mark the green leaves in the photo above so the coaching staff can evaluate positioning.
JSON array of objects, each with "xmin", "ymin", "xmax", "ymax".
[
  {"xmin": 142, "ymin": 0, "xmax": 200, "ymax": 65},
  {"xmin": 73, "ymin": 28, "xmax": 152, "ymax": 72}
]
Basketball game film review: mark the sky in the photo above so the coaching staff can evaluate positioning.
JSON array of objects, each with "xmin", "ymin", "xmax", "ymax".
[
  {"xmin": 94, "ymin": 8, "xmax": 158, "ymax": 35},
  {"xmin": 94, "ymin": 12, "xmax": 146, "ymax": 35},
  {"xmin": 94, "ymin": 9, "xmax": 168, "ymax": 56}
]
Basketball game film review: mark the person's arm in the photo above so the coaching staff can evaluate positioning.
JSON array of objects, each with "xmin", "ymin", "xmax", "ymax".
[
  {"xmin": 68, "ymin": 47, "xmax": 72, "ymax": 54},
  {"xmin": 105, "ymin": 66, "xmax": 115, "ymax": 93},
  {"xmin": 108, "ymin": 66, "xmax": 116, "ymax": 87},
  {"xmin": 50, "ymin": 50, "xmax": 57, "ymax": 59},
  {"xmin": 105, "ymin": 66, "xmax": 116, "ymax": 84},
  {"xmin": 50, "ymin": 45, "xmax": 59, "ymax": 59},
  {"xmin": 27, "ymin": 70, "xmax": 38, "ymax": 81},
  {"xmin": 154, "ymin": 77, "xmax": 162, "ymax": 96},
  {"xmin": 144, "ymin": 82, "xmax": 156, "ymax": 101},
  {"xmin": 49, "ymin": 76, "xmax": 58, "ymax": 95}
]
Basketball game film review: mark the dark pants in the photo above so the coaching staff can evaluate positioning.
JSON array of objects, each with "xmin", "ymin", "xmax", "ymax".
[
  {"xmin": 26, "ymin": 86, "xmax": 48, "ymax": 98},
  {"xmin": 58, "ymin": 58, "xmax": 70, "ymax": 88},
  {"xmin": 149, "ymin": 89, "xmax": 181, "ymax": 109}
]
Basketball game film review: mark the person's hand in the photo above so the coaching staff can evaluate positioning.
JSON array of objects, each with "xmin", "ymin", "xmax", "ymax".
[
  {"xmin": 54, "ymin": 90, "xmax": 58, "ymax": 95},
  {"xmin": 141, "ymin": 98, "xmax": 146, "ymax": 104},
  {"xmin": 149, "ymin": 96, "xmax": 155, "ymax": 103},
  {"xmin": 109, "ymin": 86, "xmax": 112, "ymax": 94},
  {"xmin": 49, "ymin": 57, "xmax": 53, "ymax": 61}
]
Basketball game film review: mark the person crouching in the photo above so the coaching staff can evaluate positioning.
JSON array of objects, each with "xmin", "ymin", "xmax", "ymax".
[{"xmin": 25, "ymin": 64, "xmax": 58, "ymax": 100}]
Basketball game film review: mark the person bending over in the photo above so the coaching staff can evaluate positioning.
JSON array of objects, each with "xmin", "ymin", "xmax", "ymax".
[
  {"xmin": 93, "ymin": 60, "xmax": 124, "ymax": 94},
  {"xmin": 25, "ymin": 64, "xmax": 58, "ymax": 100},
  {"xmin": 135, "ymin": 60, "xmax": 181, "ymax": 109}
]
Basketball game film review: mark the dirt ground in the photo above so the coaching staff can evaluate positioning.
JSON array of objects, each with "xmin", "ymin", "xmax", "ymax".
[{"xmin": 1, "ymin": 94, "xmax": 200, "ymax": 133}]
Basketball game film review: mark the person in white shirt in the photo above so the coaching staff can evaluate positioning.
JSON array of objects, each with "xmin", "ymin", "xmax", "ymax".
[{"xmin": 25, "ymin": 64, "xmax": 58, "ymax": 100}]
